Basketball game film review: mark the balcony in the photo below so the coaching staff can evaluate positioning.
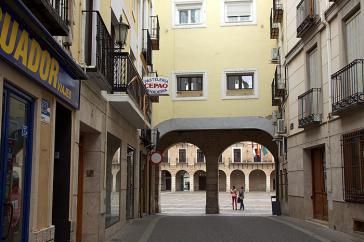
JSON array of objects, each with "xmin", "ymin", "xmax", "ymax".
[
  {"xmin": 23, "ymin": 0, "xmax": 69, "ymax": 35},
  {"xmin": 270, "ymin": 9, "xmax": 279, "ymax": 39},
  {"xmin": 273, "ymin": 0, "xmax": 283, "ymax": 23},
  {"xmin": 83, "ymin": 11, "xmax": 114, "ymax": 90},
  {"xmin": 272, "ymin": 78, "xmax": 281, "ymax": 106},
  {"xmin": 298, "ymin": 88, "xmax": 322, "ymax": 128},
  {"xmin": 102, "ymin": 52, "xmax": 152, "ymax": 128},
  {"xmin": 296, "ymin": 0, "xmax": 319, "ymax": 38},
  {"xmin": 274, "ymin": 65, "xmax": 286, "ymax": 97},
  {"xmin": 142, "ymin": 29, "xmax": 153, "ymax": 67},
  {"xmin": 331, "ymin": 59, "xmax": 364, "ymax": 115},
  {"xmin": 150, "ymin": 16, "xmax": 160, "ymax": 50}
]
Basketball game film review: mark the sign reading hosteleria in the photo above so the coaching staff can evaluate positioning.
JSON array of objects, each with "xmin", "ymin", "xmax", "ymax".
[{"xmin": 143, "ymin": 77, "xmax": 169, "ymax": 96}]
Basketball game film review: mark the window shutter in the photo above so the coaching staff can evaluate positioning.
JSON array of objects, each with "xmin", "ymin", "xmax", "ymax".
[
  {"xmin": 346, "ymin": 12, "xmax": 361, "ymax": 63},
  {"xmin": 226, "ymin": 1, "xmax": 252, "ymax": 17}
]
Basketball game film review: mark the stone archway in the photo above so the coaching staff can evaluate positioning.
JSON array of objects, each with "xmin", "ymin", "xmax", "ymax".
[
  {"xmin": 219, "ymin": 170, "xmax": 227, "ymax": 191},
  {"xmin": 270, "ymin": 170, "xmax": 276, "ymax": 192},
  {"xmin": 161, "ymin": 170, "xmax": 172, "ymax": 191},
  {"xmin": 176, "ymin": 170, "xmax": 190, "ymax": 191},
  {"xmin": 230, "ymin": 170, "xmax": 245, "ymax": 190},
  {"xmin": 249, "ymin": 169, "xmax": 267, "ymax": 191},
  {"xmin": 194, "ymin": 170, "xmax": 206, "ymax": 191}
]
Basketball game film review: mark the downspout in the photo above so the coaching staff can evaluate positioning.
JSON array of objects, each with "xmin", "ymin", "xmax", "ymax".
[{"xmin": 322, "ymin": 0, "xmax": 334, "ymax": 196}]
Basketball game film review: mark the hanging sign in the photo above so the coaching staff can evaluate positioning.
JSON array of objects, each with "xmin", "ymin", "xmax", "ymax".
[
  {"xmin": 143, "ymin": 77, "xmax": 169, "ymax": 96},
  {"xmin": 0, "ymin": 5, "xmax": 81, "ymax": 109},
  {"xmin": 150, "ymin": 151, "xmax": 163, "ymax": 164}
]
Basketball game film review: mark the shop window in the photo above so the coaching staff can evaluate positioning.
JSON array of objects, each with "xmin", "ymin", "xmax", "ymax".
[
  {"xmin": 105, "ymin": 133, "xmax": 121, "ymax": 228},
  {"xmin": 342, "ymin": 130, "xmax": 364, "ymax": 203}
]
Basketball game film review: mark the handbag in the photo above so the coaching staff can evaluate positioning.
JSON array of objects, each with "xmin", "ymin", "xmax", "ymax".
[{"xmin": 237, "ymin": 197, "xmax": 241, "ymax": 203}]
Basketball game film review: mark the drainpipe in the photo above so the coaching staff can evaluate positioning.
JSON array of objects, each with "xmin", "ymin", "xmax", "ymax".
[{"xmin": 322, "ymin": 0, "xmax": 334, "ymax": 196}]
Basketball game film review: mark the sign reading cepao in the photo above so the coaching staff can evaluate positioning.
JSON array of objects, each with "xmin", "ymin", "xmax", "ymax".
[
  {"xmin": 143, "ymin": 77, "xmax": 169, "ymax": 96},
  {"xmin": 0, "ymin": 5, "xmax": 81, "ymax": 109}
]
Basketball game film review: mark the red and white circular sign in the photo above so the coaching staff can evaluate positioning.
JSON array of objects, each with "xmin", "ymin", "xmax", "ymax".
[{"xmin": 150, "ymin": 151, "xmax": 163, "ymax": 164}]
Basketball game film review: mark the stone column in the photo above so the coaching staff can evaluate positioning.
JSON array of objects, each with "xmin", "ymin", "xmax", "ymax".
[
  {"xmin": 206, "ymin": 156, "xmax": 219, "ymax": 214},
  {"xmin": 171, "ymin": 175, "xmax": 176, "ymax": 192},
  {"xmin": 245, "ymin": 173, "xmax": 249, "ymax": 192},
  {"xmin": 266, "ymin": 175, "xmax": 271, "ymax": 192},
  {"xmin": 190, "ymin": 174, "xmax": 194, "ymax": 192},
  {"xmin": 226, "ymin": 175, "xmax": 231, "ymax": 192}
]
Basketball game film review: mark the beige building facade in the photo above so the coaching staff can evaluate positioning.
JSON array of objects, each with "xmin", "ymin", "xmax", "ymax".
[
  {"xmin": 271, "ymin": 0, "xmax": 364, "ymax": 237},
  {"xmin": 161, "ymin": 142, "xmax": 275, "ymax": 193}
]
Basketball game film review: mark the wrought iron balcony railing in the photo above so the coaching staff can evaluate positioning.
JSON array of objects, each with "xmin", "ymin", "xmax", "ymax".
[
  {"xmin": 23, "ymin": 0, "xmax": 69, "ymax": 35},
  {"xmin": 142, "ymin": 29, "xmax": 153, "ymax": 66},
  {"xmin": 272, "ymin": 78, "xmax": 281, "ymax": 106},
  {"xmin": 298, "ymin": 88, "xmax": 322, "ymax": 128},
  {"xmin": 150, "ymin": 16, "xmax": 160, "ymax": 50},
  {"xmin": 273, "ymin": 0, "xmax": 283, "ymax": 23},
  {"xmin": 270, "ymin": 9, "xmax": 279, "ymax": 39},
  {"xmin": 296, "ymin": 0, "xmax": 319, "ymax": 38},
  {"xmin": 331, "ymin": 59, "xmax": 364, "ymax": 115},
  {"xmin": 84, "ymin": 11, "xmax": 114, "ymax": 87},
  {"xmin": 114, "ymin": 52, "xmax": 152, "ymax": 123}
]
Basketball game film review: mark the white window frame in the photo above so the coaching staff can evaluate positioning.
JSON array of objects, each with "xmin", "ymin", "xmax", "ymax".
[
  {"xmin": 232, "ymin": 148, "xmax": 243, "ymax": 163},
  {"xmin": 172, "ymin": 0, "xmax": 206, "ymax": 28},
  {"xmin": 221, "ymin": 68, "xmax": 259, "ymax": 99},
  {"xmin": 221, "ymin": 0, "xmax": 257, "ymax": 26},
  {"xmin": 172, "ymin": 70, "xmax": 208, "ymax": 100}
]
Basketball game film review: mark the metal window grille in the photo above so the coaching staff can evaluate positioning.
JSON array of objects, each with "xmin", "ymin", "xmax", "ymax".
[{"xmin": 342, "ymin": 130, "xmax": 364, "ymax": 203}]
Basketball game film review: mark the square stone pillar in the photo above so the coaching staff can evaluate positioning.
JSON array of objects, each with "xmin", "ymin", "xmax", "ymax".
[
  {"xmin": 206, "ymin": 157, "xmax": 219, "ymax": 214},
  {"xmin": 226, "ymin": 175, "xmax": 231, "ymax": 192},
  {"xmin": 171, "ymin": 176, "xmax": 176, "ymax": 192},
  {"xmin": 190, "ymin": 174, "xmax": 194, "ymax": 191},
  {"xmin": 266, "ymin": 175, "xmax": 271, "ymax": 192},
  {"xmin": 245, "ymin": 173, "xmax": 249, "ymax": 192}
]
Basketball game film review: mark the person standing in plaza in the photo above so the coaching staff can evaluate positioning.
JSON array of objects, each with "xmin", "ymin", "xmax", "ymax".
[
  {"xmin": 239, "ymin": 186, "xmax": 245, "ymax": 210},
  {"xmin": 230, "ymin": 186, "xmax": 237, "ymax": 210}
]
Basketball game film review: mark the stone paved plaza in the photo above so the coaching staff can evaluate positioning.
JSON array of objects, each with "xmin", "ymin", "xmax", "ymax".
[{"xmin": 160, "ymin": 191, "xmax": 274, "ymax": 215}]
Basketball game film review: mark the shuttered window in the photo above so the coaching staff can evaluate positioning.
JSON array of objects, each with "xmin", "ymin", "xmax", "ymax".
[
  {"xmin": 225, "ymin": 1, "xmax": 253, "ymax": 22},
  {"xmin": 308, "ymin": 47, "xmax": 320, "ymax": 89},
  {"xmin": 346, "ymin": 11, "xmax": 362, "ymax": 64}
]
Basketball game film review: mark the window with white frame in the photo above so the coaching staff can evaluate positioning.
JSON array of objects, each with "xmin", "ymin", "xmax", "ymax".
[
  {"xmin": 224, "ymin": 0, "xmax": 254, "ymax": 23},
  {"xmin": 223, "ymin": 70, "xmax": 257, "ymax": 98},
  {"xmin": 174, "ymin": 2, "xmax": 204, "ymax": 26}
]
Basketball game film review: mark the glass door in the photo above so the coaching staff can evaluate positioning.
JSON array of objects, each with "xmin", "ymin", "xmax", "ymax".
[{"xmin": 0, "ymin": 87, "xmax": 33, "ymax": 242}]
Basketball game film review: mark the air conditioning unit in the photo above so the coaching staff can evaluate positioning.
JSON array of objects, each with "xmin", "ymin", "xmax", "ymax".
[
  {"xmin": 272, "ymin": 111, "xmax": 281, "ymax": 125},
  {"xmin": 277, "ymin": 119, "xmax": 286, "ymax": 134},
  {"xmin": 151, "ymin": 129, "xmax": 160, "ymax": 147},
  {"xmin": 271, "ymin": 48, "xmax": 279, "ymax": 62}
]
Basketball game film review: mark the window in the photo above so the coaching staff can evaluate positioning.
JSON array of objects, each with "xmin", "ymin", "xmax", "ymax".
[
  {"xmin": 227, "ymin": 73, "xmax": 254, "ymax": 90},
  {"xmin": 342, "ymin": 130, "xmax": 364, "ymax": 203},
  {"xmin": 175, "ymin": 3, "xmax": 203, "ymax": 25},
  {"xmin": 179, "ymin": 149, "xmax": 187, "ymax": 163},
  {"xmin": 233, "ymin": 148, "xmax": 242, "ymax": 163},
  {"xmin": 308, "ymin": 47, "xmax": 320, "ymax": 89},
  {"xmin": 224, "ymin": 0, "xmax": 253, "ymax": 23},
  {"xmin": 345, "ymin": 11, "xmax": 362, "ymax": 64},
  {"xmin": 197, "ymin": 149, "xmax": 204, "ymax": 163},
  {"xmin": 177, "ymin": 75, "xmax": 203, "ymax": 91}
]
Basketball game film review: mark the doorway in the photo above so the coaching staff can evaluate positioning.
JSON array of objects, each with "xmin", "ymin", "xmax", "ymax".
[
  {"xmin": 126, "ymin": 146, "xmax": 135, "ymax": 220},
  {"xmin": 0, "ymin": 86, "xmax": 33, "ymax": 242},
  {"xmin": 311, "ymin": 148, "xmax": 328, "ymax": 221},
  {"xmin": 52, "ymin": 103, "xmax": 72, "ymax": 241}
]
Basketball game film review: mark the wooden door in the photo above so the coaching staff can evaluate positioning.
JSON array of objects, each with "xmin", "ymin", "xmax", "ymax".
[
  {"xmin": 311, "ymin": 148, "xmax": 328, "ymax": 221},
  {"xmin": 76, "ymin": 139, "xmax": 84, "ymax": 242}
]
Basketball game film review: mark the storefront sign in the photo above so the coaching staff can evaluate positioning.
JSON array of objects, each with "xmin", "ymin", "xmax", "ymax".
[
  {"xmin": 143, "ymin": 77, "xmax": 169, "ymax": 96},
  {"xmin": 0, "ymin": 5, "xmax": 81, "ymax": 109}
]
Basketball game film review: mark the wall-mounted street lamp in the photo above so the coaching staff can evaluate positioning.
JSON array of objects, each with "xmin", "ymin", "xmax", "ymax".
[{"xmin": 115, "ymin": 16, "xmax": 130, "ymax": 47}]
